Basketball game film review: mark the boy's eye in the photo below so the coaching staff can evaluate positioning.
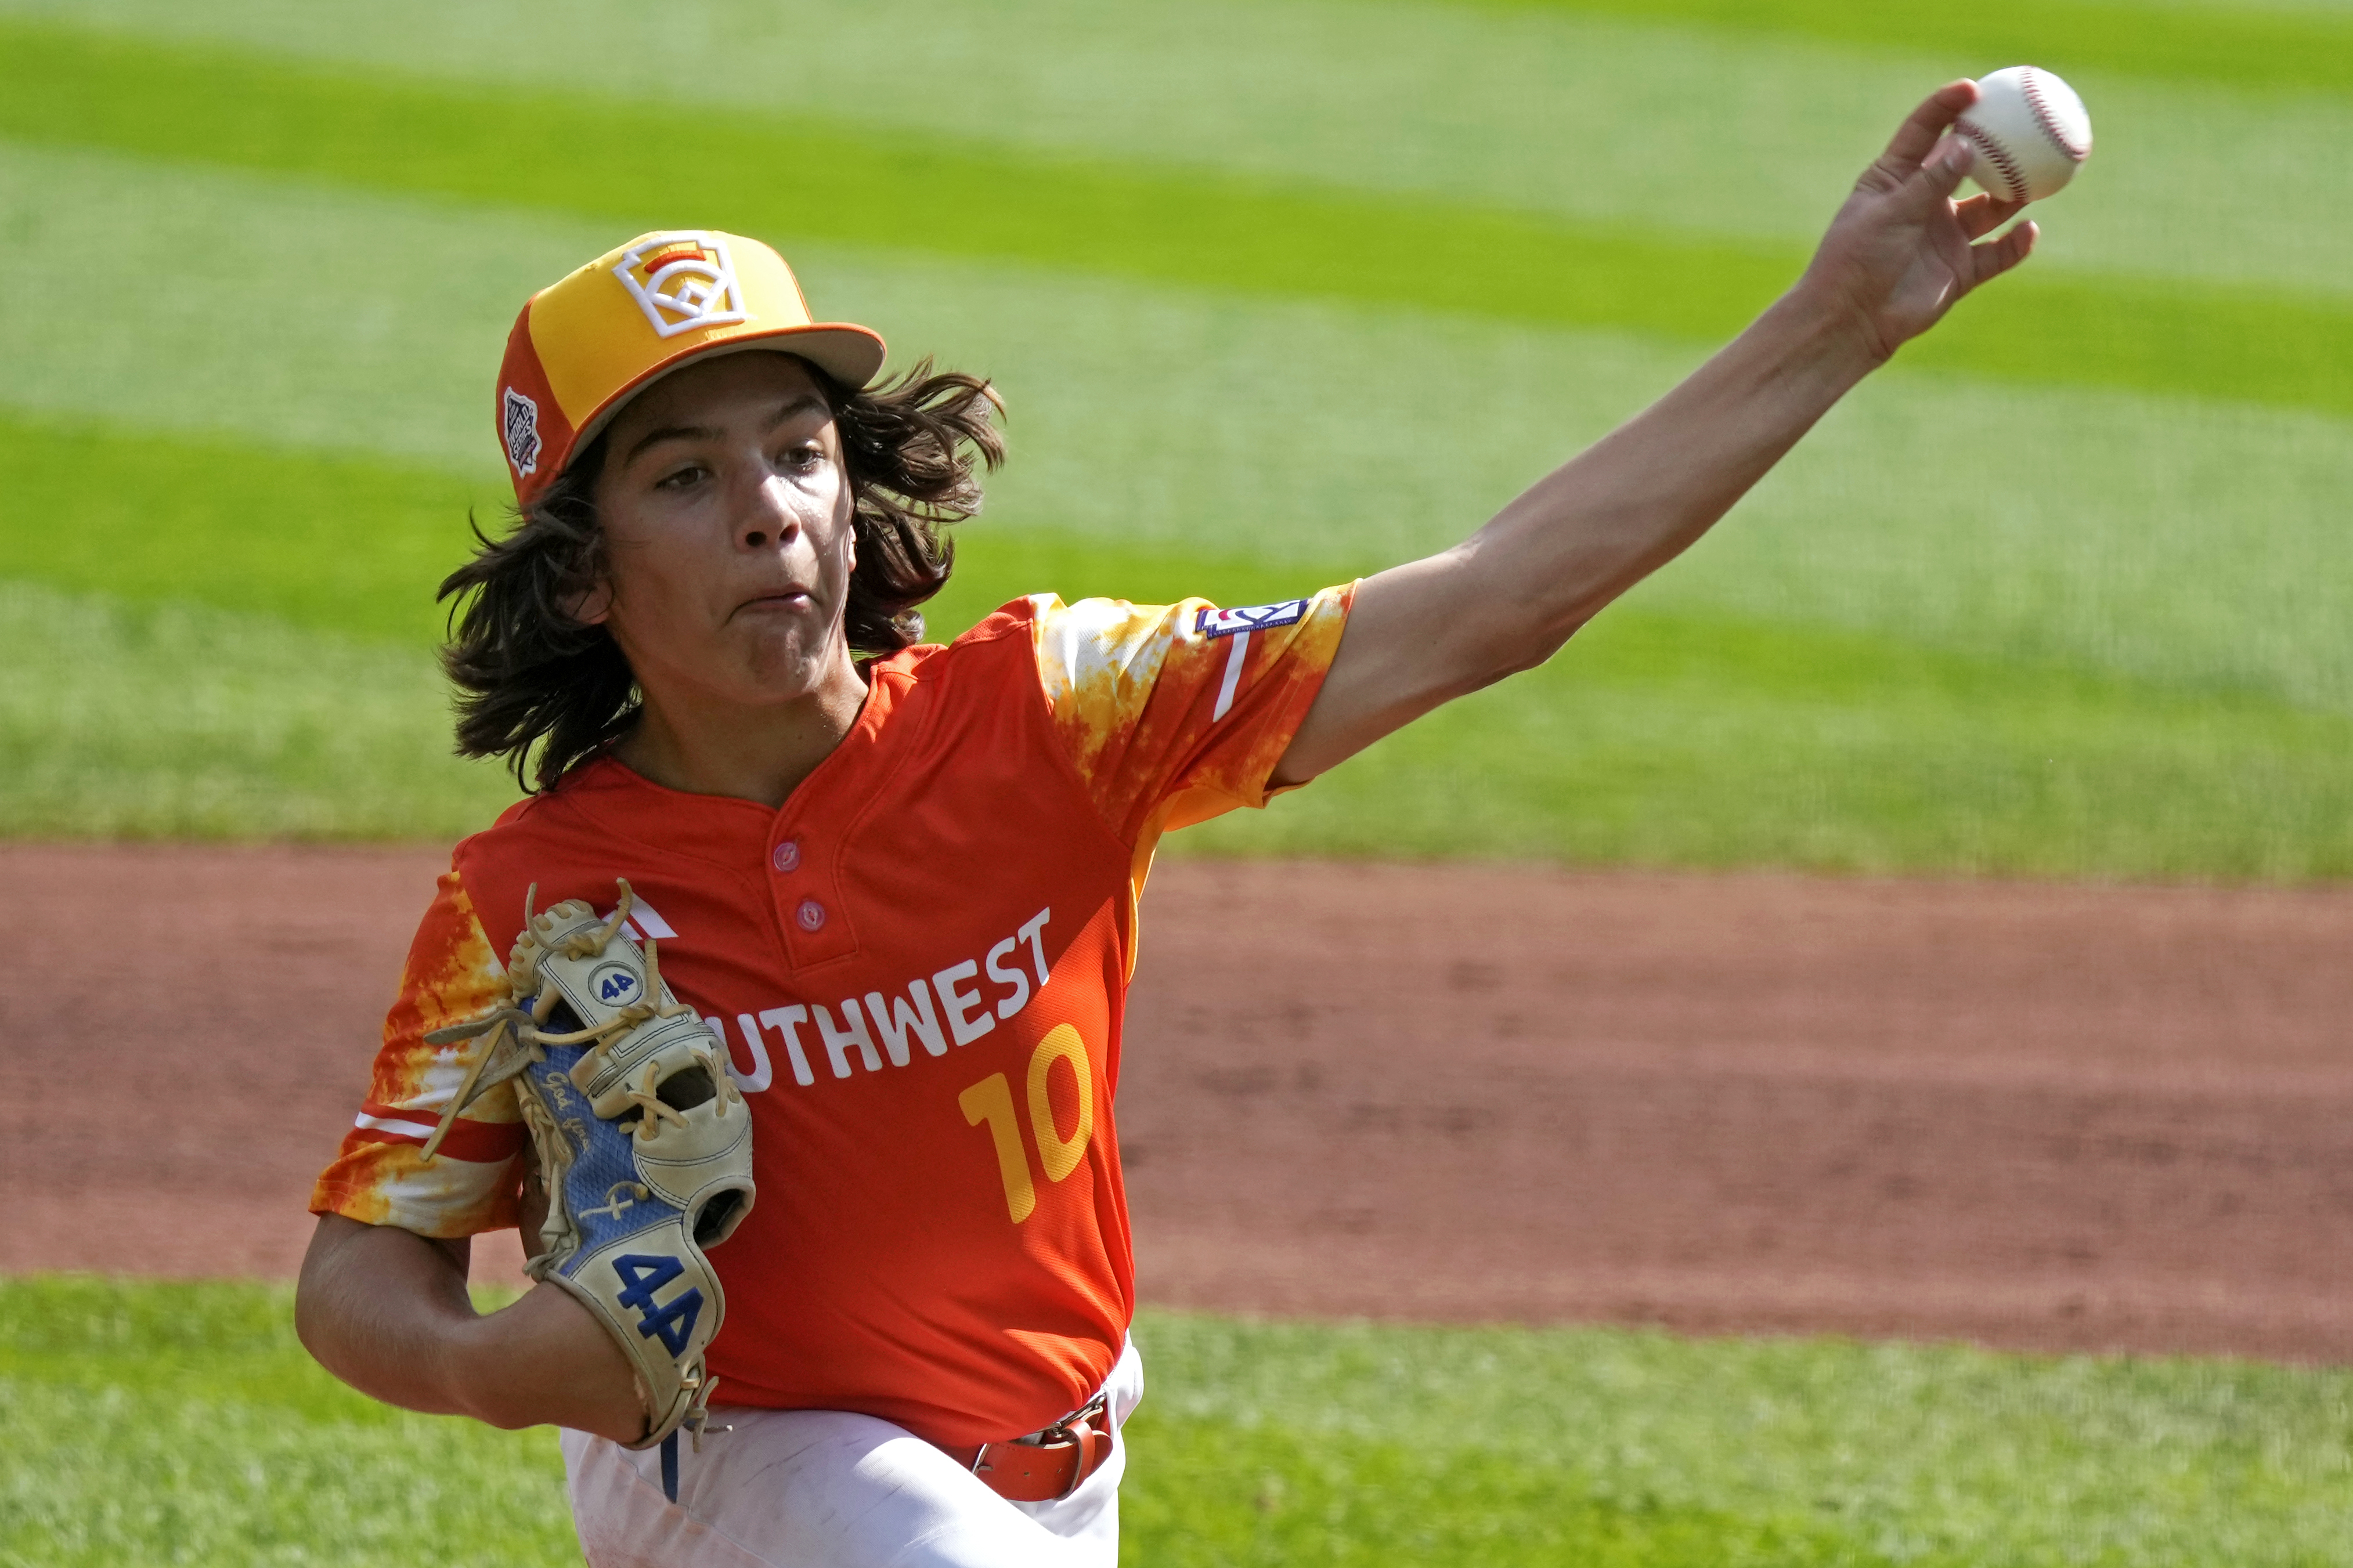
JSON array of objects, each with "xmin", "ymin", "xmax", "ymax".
[{"xmin": 656, "ymin": 464, "xmax": 706, "ymax": 490}]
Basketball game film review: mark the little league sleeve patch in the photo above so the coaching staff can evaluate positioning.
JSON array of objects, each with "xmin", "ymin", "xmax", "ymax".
[{"xmin": 1196, "ymin": 600, "xmax": 1310, "ymax": 640}]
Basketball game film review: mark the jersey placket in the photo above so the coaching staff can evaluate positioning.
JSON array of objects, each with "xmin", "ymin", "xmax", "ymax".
[{"xmin": 768, "ymin": 811, "xmax": 860, "ymax": 969}]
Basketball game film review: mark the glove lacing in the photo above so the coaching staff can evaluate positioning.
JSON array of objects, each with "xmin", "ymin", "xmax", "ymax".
[{"xmin": 420, "ymin": 879, "xmax": 717, "ymax": 1161}]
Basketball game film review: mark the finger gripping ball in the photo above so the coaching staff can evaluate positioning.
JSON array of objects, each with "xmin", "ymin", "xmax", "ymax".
[{"xmin": 1957, "ymin": 66, "xmax": 2092, "ymax": 204}]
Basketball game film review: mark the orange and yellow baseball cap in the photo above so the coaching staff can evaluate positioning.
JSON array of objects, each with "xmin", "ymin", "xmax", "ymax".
[{"xmin": 495, "ymin": 229, "xmax": 886, "ymax": 506}]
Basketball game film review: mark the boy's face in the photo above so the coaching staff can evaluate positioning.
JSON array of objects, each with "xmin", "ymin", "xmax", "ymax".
[{"xmin": 582, "ymin": 351, "xmax": 859, "ymax": 715}]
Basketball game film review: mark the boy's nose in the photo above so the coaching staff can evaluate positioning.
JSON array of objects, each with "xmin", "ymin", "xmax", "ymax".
[{"xmin": 738, "ymin": 476, "xmax": 800, "ymax": 551}]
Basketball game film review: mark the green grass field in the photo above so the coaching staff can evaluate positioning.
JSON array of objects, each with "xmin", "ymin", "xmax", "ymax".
[
  {"xmin": 6, "ymin": 10, "xmax": 2345, "ymax": 1560},
  {"xmin": 9, "ymin": 1275, "xmax": 2353, "ymax": 1568},
  {"xmin": 2, "ymin": 0, "xmax": 2349, "ymax": 875}
]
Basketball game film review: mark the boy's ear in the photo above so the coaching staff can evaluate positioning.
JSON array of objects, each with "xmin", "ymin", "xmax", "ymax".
[{"xmin": 565, "ymin": 580, "xmax": 613, "ymax": 626}]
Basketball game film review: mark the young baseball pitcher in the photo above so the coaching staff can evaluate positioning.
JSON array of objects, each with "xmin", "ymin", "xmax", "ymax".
[{"xmin": 298, "ymin": 84, "xmax": 2036, "ymax": 1566}]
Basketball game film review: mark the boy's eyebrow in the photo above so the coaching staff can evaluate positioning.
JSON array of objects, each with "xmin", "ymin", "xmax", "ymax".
[
  {"xmin": 770, "ymin": 393, "xmax": 831, "ymax": 427},
  {"xmin": 622, "ymin": 422, "xmax": 720, "ymax": 466},
  {"xmin": 621, "ymin": 395, "xmax": 832, "ymax": 468}
]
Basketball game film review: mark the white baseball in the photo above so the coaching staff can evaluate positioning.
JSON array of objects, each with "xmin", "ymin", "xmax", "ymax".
[{"xmin": 1955, "ymin": 66, "xmax": 2092, "ymax": 204}]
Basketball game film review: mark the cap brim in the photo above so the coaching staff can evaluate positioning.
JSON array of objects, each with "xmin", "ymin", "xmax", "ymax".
[{"xmin": 569, "ymin": 321, "xmax": 889, "ymax": 462}]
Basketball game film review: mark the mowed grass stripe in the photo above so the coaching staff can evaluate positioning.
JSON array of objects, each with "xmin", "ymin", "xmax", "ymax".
[
  {"xmin": 1427, "ymin": 0, "xmax": 2353, "ymax": 99},
  {"xmin": 23, "ymin": 0, "xmax": 2352, "ymax": 306},
  {"xmin": 5, "ymin": 22, "xmax": 2349, "ymax": 420},
  {"xmin": 0, "ymin": 579, "xmax": 517, "ymax": 840},
  {"xmin": 0, "ymin": 419, "xmax": 482, "ymax": 648},
  {"xmin": 9, "ymin": 418, "xmax": 2353, "ymax": 874},
  {"xmin": 11, "ymin": 1277, "xmax": 2353, "ymax": 1568}
]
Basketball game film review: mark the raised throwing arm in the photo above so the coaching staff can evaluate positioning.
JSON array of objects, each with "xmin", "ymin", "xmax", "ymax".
[{"xmin": 1275, "ymin": 82, "xmax": 2036, "ymax": 786}]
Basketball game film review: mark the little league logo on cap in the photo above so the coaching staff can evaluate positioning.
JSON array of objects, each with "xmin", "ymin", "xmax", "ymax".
[
  {"xmin": 494, "ymin": 229, "xmax": 887, "ymax": 506},
  {"xmin": 613, "ymin": 233, "xmax": 750, "ymax": 339}
]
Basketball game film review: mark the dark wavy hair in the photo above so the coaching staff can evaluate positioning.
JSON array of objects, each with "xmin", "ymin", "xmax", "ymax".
[{"xmin": 438, "ymin": 357, "xmax": 1004, "ymax": 792}]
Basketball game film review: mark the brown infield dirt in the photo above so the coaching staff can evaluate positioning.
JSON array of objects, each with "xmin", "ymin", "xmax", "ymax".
[{"xmin": 6, "ymin": 843, "xmax": 2349, "ymax": 1363}]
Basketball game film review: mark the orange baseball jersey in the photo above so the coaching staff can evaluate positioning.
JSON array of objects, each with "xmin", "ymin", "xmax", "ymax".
[{"xmin": 312, "ymin": 587, "xmax": 1353, "ymax": 1446}]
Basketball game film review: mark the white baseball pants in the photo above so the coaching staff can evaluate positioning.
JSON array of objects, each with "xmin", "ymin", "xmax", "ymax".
[{"xmin": 561, "ymin": 1341, "xmax": 1143, "ymax": 1568}]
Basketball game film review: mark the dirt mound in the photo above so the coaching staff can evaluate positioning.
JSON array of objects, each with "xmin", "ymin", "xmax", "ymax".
[{"xmin": 9, "ymin": 844, "xmax": 2348, "ymax": 1360}]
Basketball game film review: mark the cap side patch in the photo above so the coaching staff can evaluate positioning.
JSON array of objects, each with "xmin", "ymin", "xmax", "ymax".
[{"xmin": 501, "ymin": 386, "xmax": 542, "ymax": 477}]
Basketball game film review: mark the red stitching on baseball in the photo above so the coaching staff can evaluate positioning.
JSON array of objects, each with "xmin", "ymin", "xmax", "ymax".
[
  {"xmin": 2019, "ymin": 68, "xmax": 2090, "ymax": 162},
  {"xmin": 1955, "ymin": 120, "xmax": 2027, "ymax": 203}
]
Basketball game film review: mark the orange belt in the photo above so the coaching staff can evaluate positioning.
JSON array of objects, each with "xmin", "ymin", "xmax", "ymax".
[{"xmin": 940, "ymin": 1393, "xmax": 1114, "ymax": 1504}]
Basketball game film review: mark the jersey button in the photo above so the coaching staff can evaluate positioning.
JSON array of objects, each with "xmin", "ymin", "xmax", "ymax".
[
  {"xmin": 795, "ymin": 898, "xmax": 827, "ymax": 932},
  {"xmin": 771, "ymin": 839, "xmax": 802, "ymax": 873}
]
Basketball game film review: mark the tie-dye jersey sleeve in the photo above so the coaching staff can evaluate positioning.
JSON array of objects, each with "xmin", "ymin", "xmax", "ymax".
[
  {"xmin": 1031, "ymin": 584, "xmax": 1354, "ymax": 846},
  {"xmin": 308, "ymin": 869, "xmax": 528, "ymax": 1238}
]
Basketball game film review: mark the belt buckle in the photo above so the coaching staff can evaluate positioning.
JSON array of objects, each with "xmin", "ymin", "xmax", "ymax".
[
  {"xmin": 970, "ymin": 1391, "xmax": 1111, "ymax": 1500},
  {"xmin": 1034, "ymin": 1390, "xmax": 1110, "ymax": 1448}
]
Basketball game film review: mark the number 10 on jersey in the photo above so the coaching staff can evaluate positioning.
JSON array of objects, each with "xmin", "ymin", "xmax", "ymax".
[{"xmin": 958, "ymin": 1024, "xmax": 1095, "ymax": 1222}]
